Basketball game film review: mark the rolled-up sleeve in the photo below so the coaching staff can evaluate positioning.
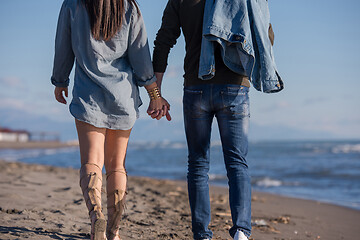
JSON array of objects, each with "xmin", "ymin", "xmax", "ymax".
[
  {"xmin": 51, "ymin": 0, "xmax": 74, "ymax": 87},
  {"xmin": 127, "ymin": 7, "xmax": 156, "ymax": 87}
]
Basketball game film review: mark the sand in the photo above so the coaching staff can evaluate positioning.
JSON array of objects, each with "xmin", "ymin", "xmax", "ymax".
[{"xmin": 0, "ymin": 160, "xmax": 359, "ymax": 240}]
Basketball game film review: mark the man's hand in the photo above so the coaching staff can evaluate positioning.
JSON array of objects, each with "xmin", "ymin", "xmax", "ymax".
[{"xmin": 54, "ymin": 87, "xmax": 68, "ymax": 104}]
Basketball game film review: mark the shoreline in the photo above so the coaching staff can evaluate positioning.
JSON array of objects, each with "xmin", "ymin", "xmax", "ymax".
[
  {"xmin": 0, "ymin": 141, "xmax": 78, "ymax": 149},
  {"xmin": 0, "ymin": 144, "xmax": 358, "ymax": 212},
  {"xmin": 0, "ymin": 140, "xmax": 358, "ymax": 212},
  {"xmin": 0, "ymin": 160, "xmax": 359, "ymax": 239},
  {"xmin": 0, "ymin": 141, "xmax": 79, "ymax": 149},
  {"xmin": 190, "ymin": 180, "xmax": 360, "ymax": 212},
  {"xmin": 140, "ymin": 176, "xmax": 360, "ymax": 212}
]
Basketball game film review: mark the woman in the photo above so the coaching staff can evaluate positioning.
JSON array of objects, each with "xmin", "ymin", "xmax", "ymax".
[{"xmin": 51, "ymin": 0, "xmax": 170, "ymax": 239}]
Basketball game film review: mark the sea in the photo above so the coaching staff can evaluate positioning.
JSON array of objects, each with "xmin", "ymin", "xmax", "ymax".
[{"xmin": 0, "ymin": 140, "xmax": 359, "ymax": 210}]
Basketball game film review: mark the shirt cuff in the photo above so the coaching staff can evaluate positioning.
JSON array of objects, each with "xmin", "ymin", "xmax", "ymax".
[
  {"xmin": 137, "ymin": 74, "xmax": 157, "ymax": 87},
  {"xmin": 51, "ymin": 76, "xmax": 70, "ymax": 87}
]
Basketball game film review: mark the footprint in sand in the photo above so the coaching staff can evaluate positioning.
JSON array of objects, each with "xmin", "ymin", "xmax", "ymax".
[
  {"xmin": 73, "ymin": 199, "xmax": 83, "ymax": 205},
  {"xmin": 53, "ymin": 187, "xmax": 71, "ymax": 192},
  {"xmin": 50, "ymin": 209, "xmax": 66, "ymax": 215}
]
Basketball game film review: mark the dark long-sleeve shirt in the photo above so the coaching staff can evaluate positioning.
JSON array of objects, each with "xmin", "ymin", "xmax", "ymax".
[{"xmin": 153, "ymin": 0, "xmax": 250, "ymax": 87}]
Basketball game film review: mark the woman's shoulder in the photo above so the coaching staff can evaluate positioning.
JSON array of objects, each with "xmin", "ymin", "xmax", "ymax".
[
  {"xmin": 124, "ymin": 0, "xmax": 140, "ymax": 15},
  {"xmin": 61, "ymin": 0, "xmax": 81, "ymax": 11},
  {"xmin": 122, "ymin": 0, "xmax": 142, "ymax": 24}
]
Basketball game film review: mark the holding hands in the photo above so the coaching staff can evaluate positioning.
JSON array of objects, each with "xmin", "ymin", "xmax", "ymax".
[
  {"xmin": 147, "ymin": 95, "xmax": 171, "ymax": 121},
  {"xmin": 54, "ymin": 77, "xmax": 171, "ymax": 121},
  {"xmin": 145, "ymin": 80, "xmax": 171, "ymax": 121}
]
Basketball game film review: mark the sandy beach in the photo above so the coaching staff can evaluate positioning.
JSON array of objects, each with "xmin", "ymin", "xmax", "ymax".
[{"xmin": 0, "ymin": 159, "xmax": 359, "ymax": 240}]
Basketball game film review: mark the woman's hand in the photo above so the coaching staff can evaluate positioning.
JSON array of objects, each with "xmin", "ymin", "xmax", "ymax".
[
  {"xmin": 147, "ymin": 97, "xmax": 171, "ymax": 121},
  {"xmin": 54, "ymin": 87, "xmax": 68, "ymax": 104}
]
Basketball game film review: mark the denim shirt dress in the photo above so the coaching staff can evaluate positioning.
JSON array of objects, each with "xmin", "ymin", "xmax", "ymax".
[{"xmin": 51, "ymin": 0, "xmax": 156, "ymax": 130}]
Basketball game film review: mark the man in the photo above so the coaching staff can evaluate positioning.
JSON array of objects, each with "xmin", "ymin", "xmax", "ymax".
[{"xmin": 152, "ymin": 0, "xmax": 282, "ymax": 239}]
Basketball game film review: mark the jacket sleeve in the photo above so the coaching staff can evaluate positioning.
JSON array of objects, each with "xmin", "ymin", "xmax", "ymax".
[
  {"xmin": 249, "ymin": 0, "xmax": 283, "ymax": 93},
  {"xmin": 51, "ymin": 0, "xmax": 75, "ymax": 88},
  {"xmin": 152, "ymin": 0, "xmax": 181, "ymax": 73},
  {"xmin": 127, "ymin": 6, "xmax": 156, "ymax": 87}
]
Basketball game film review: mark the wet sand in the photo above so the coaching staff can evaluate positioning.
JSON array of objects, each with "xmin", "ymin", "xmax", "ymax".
[
  {"xmin": 0, "ymin": 160, "xmax": 359, "ymax": 240},
  {"xmin": 0, "ymin": 141, "xmax": 78, "ymax": 149}
]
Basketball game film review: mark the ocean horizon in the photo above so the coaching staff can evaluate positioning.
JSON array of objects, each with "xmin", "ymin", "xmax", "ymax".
[{"xmin": 0, "ymin": 139, "xmax": 359, "ymax": 211}]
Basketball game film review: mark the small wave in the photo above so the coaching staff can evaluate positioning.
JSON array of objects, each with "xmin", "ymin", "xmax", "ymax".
[
  {"xmin": 0, "ymin": 147, "xmax": 77, "ymax": 162},
  {"xmin": 210, "ymin": 141, "xmax": 222, "ymax": 147},
  {"xmin": 208, "ymin": 174, "xmax": 227, "ymax": 181},
  {"xmin": 130, "ymin": 141, "xmax": 187, "ymax": 150},
  {"xmin": 166, "ymin": 142, "xmax": 187, "ymax": 149},
  {"xmin": 0, "ymin": 150, "xmax": 45, "ymax": 161},
  {"xmin": 331, "ymin": 144, "xmax": 360, "ymax": 154},
  {"xmin": 254, "ymin": 177, "xmax": 282, "ymax": 187}
]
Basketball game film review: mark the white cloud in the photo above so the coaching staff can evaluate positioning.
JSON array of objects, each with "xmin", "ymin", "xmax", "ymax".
[
  {"xmin": 0, "ymin": 98, "xmax": 28, "ymax": 111},
  {"xmin": 0, "ymin": 97, "xmax": 71, "ymax": 123},
  {"xmin": 276, "ymin": 101, "xmax": 291, "ymax": 108},
  {"xmin": 255, "ymin": 100, "xmax": 291, "ymax": 113},
  {"xmin": 165, "ymin": 65, "xmax": 183, "ymax": 79},
  {"xmin": 0, "ymin": 76, "xmax": 24, "ymax": 88},
  {"xmin": 282, "ymin": 117, "xmax": 360, "ymax": 139},
  {"xmin": 303, "ymin": 97, "xmax": 328, "ymax": 105}
]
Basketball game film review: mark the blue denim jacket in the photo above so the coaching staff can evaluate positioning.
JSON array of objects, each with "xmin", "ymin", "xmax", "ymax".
[{"xmin": 199, "ymin": 0, "xmax": 283, "ymax": 93}]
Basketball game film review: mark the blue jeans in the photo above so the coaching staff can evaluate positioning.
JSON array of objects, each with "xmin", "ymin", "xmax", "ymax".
[{"xmin": 183, "ymin": 84, "xmax": 252, "ymax": 239}]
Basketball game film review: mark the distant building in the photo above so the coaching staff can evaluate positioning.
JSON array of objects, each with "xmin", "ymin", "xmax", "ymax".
[{"xmin": 0, "ymin": 128, "xmax": 30, "ymax": 142}]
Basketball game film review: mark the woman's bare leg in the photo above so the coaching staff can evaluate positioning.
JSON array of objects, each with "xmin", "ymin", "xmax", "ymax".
[
  {"xmin": 104, "ymin": 128, "xmax": 132, "ymax": 240},
  {"xmin": 75, "ymin": 119, "xmax": 107, "ymax": 240}
]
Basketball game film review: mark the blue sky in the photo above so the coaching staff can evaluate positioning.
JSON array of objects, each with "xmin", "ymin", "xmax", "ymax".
[{"xmin": 0, "ymin": 0, "xmax": 359, "ymax": 141}]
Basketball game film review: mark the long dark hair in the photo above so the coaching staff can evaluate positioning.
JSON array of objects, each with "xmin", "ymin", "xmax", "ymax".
[{"xmin": 82, "ymin": 0, "xmax": 139, "ymax": 41}]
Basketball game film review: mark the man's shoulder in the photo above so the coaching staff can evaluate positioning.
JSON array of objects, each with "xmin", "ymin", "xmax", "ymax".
[
  {"xmin": 168, "ymin": 0, "xmax": 204, "ymax": 7},
  {"xmin": 177, "ymin": 0, "xmax": 204, "ymax": 6}
]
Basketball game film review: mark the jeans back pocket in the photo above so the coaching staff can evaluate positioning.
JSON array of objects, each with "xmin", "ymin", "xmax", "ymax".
[
  {"xmin": 183, "ymin": 88, "xmax": 204, "ymax": 118},
  {"xmin": 220, "ymin": 86, "xmax": 250, "ymax": 117}
]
